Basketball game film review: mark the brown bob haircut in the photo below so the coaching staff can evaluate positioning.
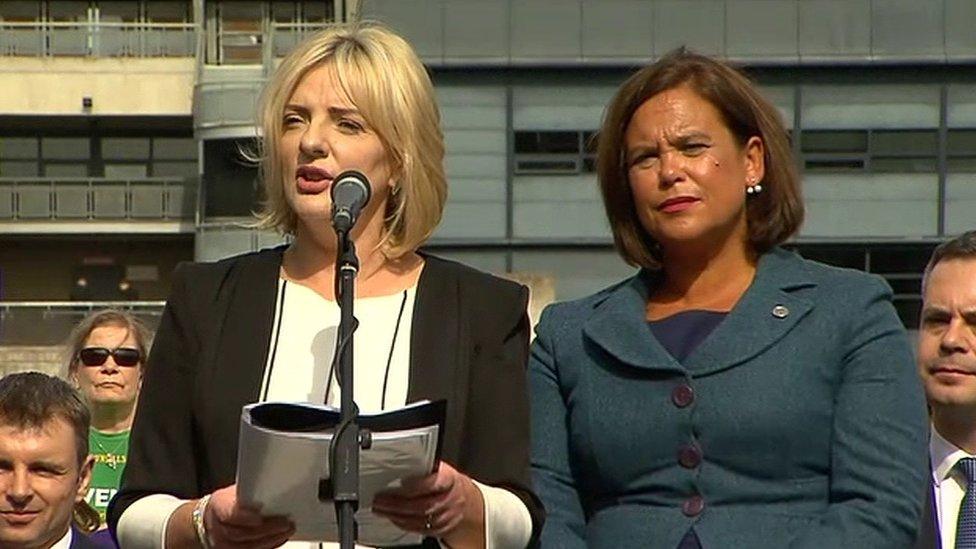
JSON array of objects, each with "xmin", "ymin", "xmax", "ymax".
[{"xmin": 596, "ymin": 48, "xmax": 804, "ymax": 270}]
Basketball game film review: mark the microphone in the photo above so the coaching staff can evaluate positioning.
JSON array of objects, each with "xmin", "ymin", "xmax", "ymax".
[{"xmin": 330, "ymin": 170, "xmax": 372, "ymax": 234}]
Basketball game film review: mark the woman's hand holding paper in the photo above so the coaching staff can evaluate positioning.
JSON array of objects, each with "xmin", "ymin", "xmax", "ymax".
[
  {"xmin": 372, "ymin": 461, "xmax": 485, "ymax": 548},
  {"xmin": 203, "ymin": 484, "xmax": 296, "ymax": 549}
]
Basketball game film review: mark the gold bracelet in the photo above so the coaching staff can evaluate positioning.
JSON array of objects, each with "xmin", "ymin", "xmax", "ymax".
[{"xmin": 191, "ymin": 495, "xmax": 212, "ymax": 549}]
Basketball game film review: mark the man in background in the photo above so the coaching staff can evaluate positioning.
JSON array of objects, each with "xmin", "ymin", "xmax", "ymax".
[
  {"xmin": 915, "ymin": 230, "xmax": 976, "ymax": 548},
  {"xmin": 63, "ymin": 310, "xmax": 152, "ymax": 533},
  {"xmin": 0, "ymin": 371, "xmax": 98, "ymax": 549}
]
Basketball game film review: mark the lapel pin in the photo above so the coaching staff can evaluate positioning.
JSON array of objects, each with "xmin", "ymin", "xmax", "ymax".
[{"xmin": 771, "ymin": 305, "xmax": 789, "ymax": 319}]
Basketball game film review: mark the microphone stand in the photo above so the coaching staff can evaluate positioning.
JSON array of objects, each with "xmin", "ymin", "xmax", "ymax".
[{"xmin": 324, "ymin": 228, "xmax": 369, "ymax": 549}]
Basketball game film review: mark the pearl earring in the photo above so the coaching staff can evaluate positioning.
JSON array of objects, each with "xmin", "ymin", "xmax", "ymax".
[{"xmin": 746, "ymin": 178, "xmax": 763, "ymax": 196}]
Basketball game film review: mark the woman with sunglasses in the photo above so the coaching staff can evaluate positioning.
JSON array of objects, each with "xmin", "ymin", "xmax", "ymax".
[{"xmin": 63, "ymin": 308, "xmax": 153, "ymax": 545}]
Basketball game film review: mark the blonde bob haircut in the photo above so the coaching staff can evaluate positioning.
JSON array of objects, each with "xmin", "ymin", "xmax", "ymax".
[
  {"xmin": 597, "ymin": 49, "xmax": 804, "ymax": 270},
  {"xmin": 254, "ymin": 22, "xmax": 447, "ymax": 258}
]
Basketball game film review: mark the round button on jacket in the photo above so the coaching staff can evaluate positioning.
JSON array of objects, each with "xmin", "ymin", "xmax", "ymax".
[
  {"xmin": 678, "ymin": 444, "xmax": 702, "ymax": 469},
  {"xmin": 682, "ymin": 495, "xmax": 704, "ymax": 517},
  {"xmin": 671, "ymin": 384, "xmax": 694, "ymax": 408}
]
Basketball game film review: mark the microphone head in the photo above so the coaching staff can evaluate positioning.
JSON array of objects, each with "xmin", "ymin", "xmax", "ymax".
[
  {"xmin": 331, "ymin": 170, "xmax": 371, "ymax": 206},
  {"xmin": 330, "ymin": 170, "xmax": 372, "ymax": 233}
]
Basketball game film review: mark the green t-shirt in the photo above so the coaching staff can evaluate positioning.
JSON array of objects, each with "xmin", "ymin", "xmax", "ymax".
[{"xmin": 86, "ymin": 429, "xmax": 130, "ymax": 524}]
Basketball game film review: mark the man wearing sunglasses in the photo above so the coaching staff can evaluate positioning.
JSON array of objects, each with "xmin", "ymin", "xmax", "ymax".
[{"xmin": 63, "ymin": 310, "xmax": 152, "ymax": 541}]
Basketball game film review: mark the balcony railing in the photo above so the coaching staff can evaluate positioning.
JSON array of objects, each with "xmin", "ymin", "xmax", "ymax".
[
  {"xmin": 0, "ymin": 21, "xmax": 195, "ymax": 57},
  {"xmin": 0, "ymin": 177, "xmax": 196, "ymax": 222},
  {"xmin": 0, "ymin": 301, "xmax": 164, "ymax": 346},
  {"xmin": 205, "ymin": 21, "xmax": 334, "ymax": 66}
]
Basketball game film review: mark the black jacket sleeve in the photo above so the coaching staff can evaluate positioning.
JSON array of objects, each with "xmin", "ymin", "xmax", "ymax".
[{"xmin": 107, "ymin": 262, "xmax": 205, "ymax": 531}]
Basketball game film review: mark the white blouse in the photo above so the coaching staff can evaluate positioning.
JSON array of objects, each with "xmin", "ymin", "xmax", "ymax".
[
  {"xmin": 117, "ymin": 278, "xmax": 531, "ymax": 549},
  {"xmin": 261, "ymin": 279, "xmax": 414, "ymax": 412}
]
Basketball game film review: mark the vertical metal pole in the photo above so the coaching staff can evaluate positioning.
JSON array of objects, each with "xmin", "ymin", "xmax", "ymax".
[
  {"xmin": 792, "ymin": 84, "xmax": 802, "ymax": 173},
  {"xmin": 937, "ymin": 83, "xmax": 948, "ymax": 237},
  {"xmin": 505, "ymin": 84, "xmax": 515, "ymax": 272},
  {"xmin": 332, "ymin": 232, "xmax": 360, "ymax": 549}
]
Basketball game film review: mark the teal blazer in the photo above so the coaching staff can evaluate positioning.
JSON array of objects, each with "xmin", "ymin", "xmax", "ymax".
[{"xmin": 530, "ymin": 248, "xmax": 928, "ymax": 548}]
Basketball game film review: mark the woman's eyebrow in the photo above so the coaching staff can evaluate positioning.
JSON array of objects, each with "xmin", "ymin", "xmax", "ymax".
[
  {"xmin": 671, "ymin": 130, "xmax": 710, "ymax": 142},
  {"xmin": 283, "ymin": 103, "xmax": 309, "ymax": 115},
  {"xmin": 327, "ymin": 106, "xmax": 362, "ymax": 117}
]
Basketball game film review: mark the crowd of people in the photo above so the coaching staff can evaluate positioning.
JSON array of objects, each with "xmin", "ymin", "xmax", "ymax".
[{"xmin": 0, "ymin": 20, "xmax": 973, "ymax": 549}]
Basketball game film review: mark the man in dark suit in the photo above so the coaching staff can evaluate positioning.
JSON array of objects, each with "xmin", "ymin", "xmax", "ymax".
[
  {"xmin": 917, "ymin": 230, "xmax": 976, "ymax": 549},
  {"xmin": 0, "ymin": 372, "xmax": 100, "ymax": 549}
]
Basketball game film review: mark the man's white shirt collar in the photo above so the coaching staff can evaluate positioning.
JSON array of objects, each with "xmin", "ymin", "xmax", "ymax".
[
  {"xmin": 931, "ymin": 426, "xmax": 976, "ymax": 486},
  {"xmin": 49, "ymin": 526, "xmax": 72, "ymax": 549}
]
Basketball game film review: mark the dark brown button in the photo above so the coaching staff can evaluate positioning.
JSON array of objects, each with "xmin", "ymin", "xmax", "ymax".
[
  {"xmin": 671, "ymin": 384, "xmax": 694, "ymax": 408},
  {"xmin": 678, "ymin": 444, "xmax": 702, "ymax": 469},
  {"xmin": 682, "ymin": 495, "xmax": 704, "ymax": 517}
]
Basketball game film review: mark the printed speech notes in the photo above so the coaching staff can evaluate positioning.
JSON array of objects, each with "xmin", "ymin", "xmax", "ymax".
[{"xmin": 236, "ymin": 399, "xmax": 446, "ymax": 546}]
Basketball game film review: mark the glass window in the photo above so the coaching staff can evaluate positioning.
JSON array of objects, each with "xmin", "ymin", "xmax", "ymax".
[
  {"xmin": 98, "ymin": 1, "xmax": 138, "ymax": 22},
  {"xmin": 801, "ymin": 130, "xmax": 867, "ymax": 153},
  {"xmin": 48, "ymin": 1, "xmax": 87, "ymax": 21},
  {"xmin": 514, "ymin": 130, "xmax": 592, "ymax": 175},
  {"xmin": 48, "ymin": 0, "xmax": 88, "ymax": 55},
  {"xmin": 948, "ymin": 129, "xmax": 976, "ymax": 157},
  {"xmin": 104, "ymin": 164, "xmax": 148, "ymax": 179},
  {"xmin": 102, "ymin": 137, "xmax": 150, "ymax": 161},
  {"xmin": 868, "ymin": 245, "xmax": 934, "ymax": 274},
  {"xmin": 153, "ymin": 161, "xmax": 197, "ymax": 178},
  {"xmin": 871, "ymin": 157, "xmax": 937, "ymax": 173},
  {"xmin": 947, "ymin": 158, "xmax": 976, "ymax": 172},
  {"xmin": 791, "ymin": 245, "xmax": 865, "ymax": 270},
  {"xmin": 893, "ymin": 298, "xmax": 922, "ymax": 329},
  {"xmin": 0, "ymin": 1, "xmax": 41, "ymax": 20},
  {"xmin": 0, "ymin": 137, "xmax": 38, "ymax": 159},
  {"xmin": 514, "ymin": 131, "xmax": 579, "ymax": 154},
  {"xmin": 804, "ymin": 159, "xmax": 866, "ymax": 171},
  {"xmin": 147, "ymin": 1, "xmax": 191, "ymax": 22},
  {"xmin": 153, "ymin": 137, "xmax": 197, "ymax": 160},
  {"xmin": 801, "ymin": 129, "xmax": 939, "ymax": 173},
  {"xmin": 871, "ymin": 130, "xmax": 937, "ymax": 156},
  {"xmin": 516, "ymin": 159, "xmax": 579, "ymax": 173},
  {"xmin": 272, "ymin": 1, "xmax": 297, "ymax": 22},
  {"xmin": 41, "ymin": 137, "xmax": 89, "ymax": 161},
  {"xmin": 302, "ymin": 0, "xmax": 333, "ymax": 23},
  {"xmin": 886, "ymin": 277, "xmax": 923, "ymax": 295},
  {"xmin": 0, "ymin": 161, "xmax": 39, "ymax": 177},
  {"xmin": 44, "ymin": 164, "xmax": 87, "ymax": 177}
]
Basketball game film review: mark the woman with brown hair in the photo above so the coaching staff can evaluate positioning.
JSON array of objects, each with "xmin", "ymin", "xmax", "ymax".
[{"xmin": 529, "ymin": 50, "xmax": 928, "ymax": 548}]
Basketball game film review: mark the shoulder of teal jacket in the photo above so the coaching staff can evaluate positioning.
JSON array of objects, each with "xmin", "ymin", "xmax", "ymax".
[
  {"xmin": 533, "ymin": 269, "xmax": 645, "ymax": 339},
  {"xmin": 761, "ymin": 247, "xmax": 893, "ymax": 299}
]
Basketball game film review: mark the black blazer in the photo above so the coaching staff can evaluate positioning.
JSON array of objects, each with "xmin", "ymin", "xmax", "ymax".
[
  {"xmin": 108, "ymin": 247, "xmax": 543, "ymax": 545},
  {"xmin": 915, "ymin": 482, "xmax": 940, "ymax": 549}
]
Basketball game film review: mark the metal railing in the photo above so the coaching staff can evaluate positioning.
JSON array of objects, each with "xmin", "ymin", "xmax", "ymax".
[
  {"xmin": 0, "ymin": 177, "xmax": 196, "ymax": 221},
  {"xmin": 204, "ymin": 21, "xmax": 334, "ymax": 66},
  {"xmin": 0, "ymin": 301, "xmax": 164, "ymax": 346},
  {"xmin": 0, "ymin": 20, "xmax": 195, "ymax": 57}
]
